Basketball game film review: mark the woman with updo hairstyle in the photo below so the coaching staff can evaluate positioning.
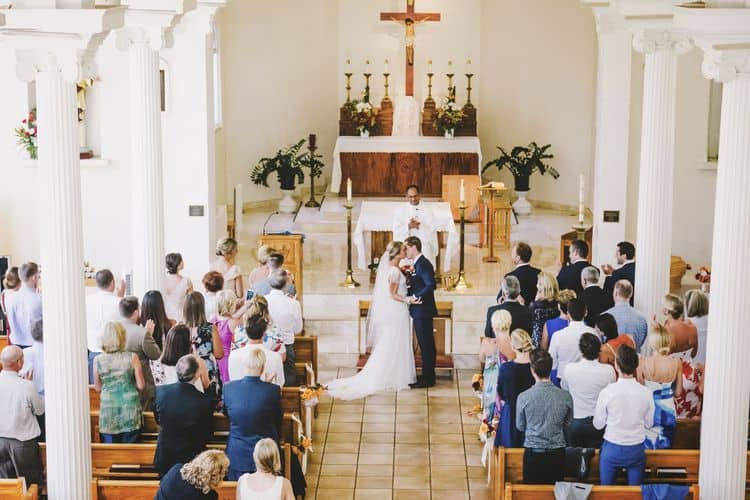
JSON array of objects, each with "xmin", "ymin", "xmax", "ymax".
[
  {"xmin": 164, "ymin": 253, "xmax": 193, "ymax": 322},
  {"xmin": 156, "ymin": 449, "xmax": 230, "ymax": 500},
  {"xmin": 210, "ymin": 237, "xmax": 244, "ymax": 299},
  {"xmin": 1, "ymin": 266, "xmax": 21, "ymax": 340},
  {"xmin": 248, "ymin": 245, "xmax": 274, "ymax": 289},
  {"xmin": 661, "ymin": 293, "xmax": 698, "ymax": 359},
  {"xmin": 236, "ymin": 438, "xmax": 294, "ymax": 500},
  {"xmin": 494, "ymin": 329, "xmax": 535, "ymax": 448}
]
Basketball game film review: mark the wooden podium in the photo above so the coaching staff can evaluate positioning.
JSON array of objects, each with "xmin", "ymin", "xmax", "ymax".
[
  {"xmin": 259, "ymin": 234, "xmax": 304, "ymax": 305},
  {"xmin": 478, "ymin": 183, "xmax": 512, "ymax": 261}
]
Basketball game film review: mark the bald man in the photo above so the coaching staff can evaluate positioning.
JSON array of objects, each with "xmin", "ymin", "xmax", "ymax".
[{"xmin": 0, "ymin": 346, "xmax": 44, "ymax": 486}]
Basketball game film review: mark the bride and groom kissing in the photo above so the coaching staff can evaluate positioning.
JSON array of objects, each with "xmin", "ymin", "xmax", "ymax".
[{"xmin": 326, "ymin": 236, "xmax": 437, "ymax": 400}]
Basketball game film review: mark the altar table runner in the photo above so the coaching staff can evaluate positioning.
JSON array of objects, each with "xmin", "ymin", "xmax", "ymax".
[
  {"xmin": 329, "ymin": 136, "xmax": 483, "ymax": 192},
  {"xmin": 354, "ymin": 201, "xmax": 458, "ymax": 273}
]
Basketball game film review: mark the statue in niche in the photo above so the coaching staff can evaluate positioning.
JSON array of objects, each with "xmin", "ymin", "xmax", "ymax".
[{"xmin": 77, "ymin": 78, "xmax": 95, "ymax": 160}]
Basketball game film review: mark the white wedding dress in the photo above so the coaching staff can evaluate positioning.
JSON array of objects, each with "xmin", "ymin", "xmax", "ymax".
[{"xmin": 326, "ymin": 256, "xmax": 416, "ymax": 400}]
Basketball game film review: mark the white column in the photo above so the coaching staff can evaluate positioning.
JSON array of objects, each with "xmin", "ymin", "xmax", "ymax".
[
  {"xmin": 631, "ymin": 31, "xmax": 690, "ymax": 318},
  {"xmin": 696, "ymin": 49, "xmax": 750, "ymax": 499},
  {"xmin": 588, "ymin": 7, "xmax": 633, "ymax": 266}
]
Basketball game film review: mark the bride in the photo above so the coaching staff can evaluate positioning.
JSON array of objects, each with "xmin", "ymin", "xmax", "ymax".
[{"xmin": 326, "ymin": 241, "xmax": 418, "ymax": 400}]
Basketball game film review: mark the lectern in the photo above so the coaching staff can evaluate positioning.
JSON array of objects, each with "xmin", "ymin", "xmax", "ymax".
[{"xmin": 478, "ymin": 182, "xmax": 511, "ymax": 262}]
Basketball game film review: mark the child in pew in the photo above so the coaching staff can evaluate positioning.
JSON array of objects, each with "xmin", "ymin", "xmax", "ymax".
[{"xmin": 156, "ymin": 449, "xmax": 229, "ymax": 500}]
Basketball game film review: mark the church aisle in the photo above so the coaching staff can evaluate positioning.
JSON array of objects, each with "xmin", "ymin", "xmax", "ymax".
[{"xmin": 307, "ymin": 369, "xmax": 489, "ymax": 500}]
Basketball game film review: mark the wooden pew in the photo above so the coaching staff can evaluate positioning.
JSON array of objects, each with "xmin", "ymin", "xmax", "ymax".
[
  {"xmin": 504, "ymin": 483, "xmax": 699, "ymax": 500},
  {"xmin": 0, "ymin": 478, "xmax": 38, "ymax": 500},
  {"xmin": 294, "ymin": 335, "xmax": 318, "ymax": 385},
  {"xmin": 672, "ymin": 418, "xmax": 750, "ymax": 450},
  {"xmin": 91, "ymin": 479, "xmax": 237, "ymax": 500}
]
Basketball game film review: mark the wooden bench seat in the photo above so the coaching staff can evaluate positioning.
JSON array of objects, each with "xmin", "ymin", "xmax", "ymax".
[
  {"xmin": 0, "ymin": 478, "xmax": 38, "ymax": 500},
  {"xmin": 91, "ymin": 479, "xmax": 237, "ymax": 500},
  {"xmin": 504, "ymin": 483, "xmax": 699, "ymax": 500}
]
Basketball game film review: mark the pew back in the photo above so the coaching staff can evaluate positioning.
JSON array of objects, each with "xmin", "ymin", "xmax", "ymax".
[
  {"xmin": 0, "ymin": 478, "xmax": 37, "ymax": 500},
  {"xmin": 294, "ymin": 336, "xmax": 318, "ymax": 383},
  {"xmin": 504, "ymin": 483, "xmax": 699, "ymax": 500},
  {"xmin": 91, "ymin": 479, "xmax": 237, "ymax": 500}
]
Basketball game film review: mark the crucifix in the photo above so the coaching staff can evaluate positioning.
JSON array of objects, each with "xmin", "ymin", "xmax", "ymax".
[{"xmin": 380, "ymin": 0, "xmax": 441, "ymax": 97}]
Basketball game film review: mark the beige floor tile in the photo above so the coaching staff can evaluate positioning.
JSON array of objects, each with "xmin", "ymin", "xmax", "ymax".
[
  {"xmin": 393, "ymin": 490, "xmax": 429, "ymax": 500},
  {"xmin": 326, "ymin": 432, "xmax": 361, "ymax": 443},
  {"xmin": 393, "ymin": 464, "xmax": 429, "ymax": 476},
  {"xmin": 319, "ymin": 463, "xmax": 357, "ymax": 477},
  {"xmin": 363, "ymin": 422, "xmax": 395, "ymax": 433},
  {"xmin": 396, "ymin": 404, "xmax": 427, "ymax": 414},
  {"xmin": 431, "ymin": 453, "xmax": 467, "ymax": 466},
  {"xmin": 395, "ymin": 432, "xmax": 428, "ymax": 444},
  {"xmin": 431, "ymin": 474, "xmax": 469, "ymax": 490},
  {"xmin": 467, "ymin": 466, "xmax": 486, "ymax": 479},
  {"xmin": 363, "ymin": 413, "xmax": 396, "ymax": 424},
  {"xmin": 469, "ymin": 487, "xmax": 492, "ymax": 500},
  {"xmin": 429, "ymin": 433, "xmax": 464, "ymax": 445},
  {"xmin": 394, "ymin": 452, "xmax": 429, "ymax": 466},
  {"xmin": 323, "ymin": 453, "xmax": 359, "ymax": 465},
  {"xmin": 315, "ymin": 489, "xmax": 354, "ymax": 500},
  {"xmin": 328, "ymin": 422, "xmax": 363, "ymax": 433},
  {"xmin": 431, "ymin": 490, "xmax": 470, "ymax": 500},
  {"xmin": 358, "ymin": 453, "xmax": 394, "ymax": 465},
  {"xmin": 309, "ymin": 452, "xmax": 323, "ymax": 464},
  {"xmin": 330, "ymin": 413, "xmax": 365, "ymax": 423},
  {"xmin": 468, "ymin": 476, "xmax": 490, "ymax": 490},
  {"xmin": 392, "ymin": 474, "xmax": 430, "ymax": 490},
  {"xmin": 429, "ymin": 414, "xmax": 464, "ymax": 424},
  {"xmin": 396, "ymin": 394, "xmax": 428, "ymax": 405},
  {"xmin": 465, "ymin": 452, "xmax": 483, "ymax": 467},
  {"xmin": 394, "ymin": 444, "xmax": 426, "ymax": 454},
  {"xmin": 394, "ymin": 421, "xmax": 428, "ymax": 433},
  {"xmin": 431, "ymin": 422, "xmax": 464, "ymax": 434},
  {"xmin": 318, "ymin": 475, "xmax": 356, "ymax": 489},
  {"xmin": 355, "ymin": 464, "xmax": 394, "ymax": 477},
  {"xmin": 355, "ymin": 475, "xmax": 393, "ymax": 489},
  {"xmin": 354, "ymin": 489, "xmax": 393, "ymax": 500},
  {"xmin": 324, "ymin": 441, "xmax": 360, "ymax": 454},
  {"xmin": 366, "ymin": 394, "xmax": 396, "ymax": 404},
  {"xmin": 430, "ymin": 465, "xmax": 468, "ymax": 480},
  {"xmin": 361, "ymin": 432, "xmax": 395, "ymax": 444},
  {"xmin": 331, "ymin": 407, "xmax": 364, "ymax": 417},
  {"xmin": 364, "ymin": 404, "xmax": 396, "ymax": 414},
  {"xmin": 333, "ymin": 399, "xmax": 365, "ymax": 407},
  {"xmin": 359, "ymin": 443, "xmax": 395, "ymax": 455}
]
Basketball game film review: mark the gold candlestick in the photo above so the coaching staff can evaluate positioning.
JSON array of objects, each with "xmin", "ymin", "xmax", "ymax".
[
  {"xmin": 363, "ymin": 73, "xmax": 372, "ymax": 103},
  {"xmin": 427, "ymin": 73, "xmax": 434, "ymax": 99},
  {"xmin": 340, "ymin": 202, "xmax": 360, "ymax": 288},
  {"xmin": 572, "ymin": 222, "xmax": 591, "ymax": 242},
  {"xmin": 383, "ymin": 73, "xmax": 390, "ymax": 99},
  {"xmin": 465, "ymin": 74, "xmax": 474, "ymax": 105},
  {"xmin": 454, "ymin": 201, "xmax": 471, "ymax": 290},
  {"xmin": 344, "ymin": 73, "xmax": 353, "ymax": 103}
]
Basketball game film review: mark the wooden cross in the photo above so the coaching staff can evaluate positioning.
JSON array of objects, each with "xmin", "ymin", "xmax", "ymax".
[{"xmin": 380, "ymin": 0, "xmax": 441, "ymax": 97}]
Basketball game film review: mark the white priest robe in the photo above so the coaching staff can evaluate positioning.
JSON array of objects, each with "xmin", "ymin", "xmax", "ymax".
[{"xmin": 392, "ymin": 202, "xmax": 438, "ymax": 268}]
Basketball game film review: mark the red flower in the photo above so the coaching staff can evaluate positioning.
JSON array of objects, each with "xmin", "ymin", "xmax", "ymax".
[
  {"xmin": 24, "ymin": 132, "xmax": 30, "ymax": 137},
  {"xmin": 22, "ymin": 119, "xmax": 27, "ymax": 124}
]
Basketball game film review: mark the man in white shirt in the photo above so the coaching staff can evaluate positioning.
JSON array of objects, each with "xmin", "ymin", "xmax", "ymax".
[
  {"xmin": 265, "ymin": 269, "xmax": 302, "ymax": 386},
  {"xmin": 392, "ymin": 185, "xmax": 438, "ymax": 268},
  {"xmin": 228, "ymin": 314, "xmax": 284, "ymax": 387},
  {"xmin": 85, "ymin": 270, "xmax": 124, "ymax": 383},
  {"xmin": 561, "ymin": 332, "xmax": 615, "ymax": 448},
  {"xmin": 4, "ymin": 262, "xmax": 42, "ymax": 349},
  {"xmin": 593, "ymin": 344, "xmax": 654, "ymax": 485},
  {"xmin": 20, "ymin": 319, "xmax": 45, "ymax": 398},
  {"xmin": 0, "ymin": 346, "xmax": 44, "ymax": 486},
  {"xmin": 549, "ymin": 298, "xmax": 595, "ymax": 385}
]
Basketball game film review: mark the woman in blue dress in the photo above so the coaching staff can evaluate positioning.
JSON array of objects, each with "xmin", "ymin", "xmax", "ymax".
[{"xmin": 494, "ymin": 329, "xmax": 535, "ymax": 448}]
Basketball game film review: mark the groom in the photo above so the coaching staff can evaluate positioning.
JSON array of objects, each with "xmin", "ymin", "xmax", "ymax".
[{"xmin": 404, "ymin": 236, "xmax": 438, "ymax": 388}]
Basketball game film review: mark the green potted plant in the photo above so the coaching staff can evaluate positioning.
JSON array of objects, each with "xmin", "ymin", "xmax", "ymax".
[
  {"xmin": 482, "ymin": 142, "xmax": 558, "ymax": 215},
  {"xmin": 250, "ymin": 139, "xmax": 307, "ymax": 213}
]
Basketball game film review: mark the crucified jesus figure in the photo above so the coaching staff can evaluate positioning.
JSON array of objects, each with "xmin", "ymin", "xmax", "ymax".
[{"xmin": 405, "ymin": 19, "xmax": 416, "ymax": 66}]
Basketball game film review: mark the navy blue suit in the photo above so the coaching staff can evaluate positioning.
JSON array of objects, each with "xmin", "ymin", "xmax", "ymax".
[
  {"xmin": 222, "ymin": 376, "xmax": 281, "ymax": 480},
  {"xmin": 408, "ymin": 254, "xmax": 438, "ymax": 384},
  {"xmin": 603, "ymin": 262, "xmax": 636, "ymax": 304},
  {"xmin": 499, "ymin": 264, "xmax": 541, "ymax": 308},
  {"xmin": 556, "ymin": 260, "xmax": 592, "ymax": 295}
]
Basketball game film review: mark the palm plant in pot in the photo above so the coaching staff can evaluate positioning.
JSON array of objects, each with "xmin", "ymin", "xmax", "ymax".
[
  {"xmin": 482, "ymin": 142, "xmax": 558, "ymax": 215},
  {"xmin": 250, "ymin": 139, "xmax": 307, "ymax": 214}
]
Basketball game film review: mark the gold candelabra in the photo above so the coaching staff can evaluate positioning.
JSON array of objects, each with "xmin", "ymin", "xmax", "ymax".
[
  {"xmin": 427, "ymin": 73, "xmax": 434, "ymax": 99},
  {"xmin": 454, "ymin": 200, "xmax": 471, "ymax": 290},
  {"xmin": 572, "ymin": 222, "xmax": 591, "ymax": 242},
  {"xmin": 363, "ymin": 73, "xmax": 372, "ymax": 103},
  {"xmin": 344, "ymin": 73, "xmax": 353, "ymax": 103},
  {"xmin": 383, "ymin": 73, "xmax": 390, "ymax": 99},
  {"xmin": 340, "ymin": 202, "xmax": 360, "ymax": 288},
  {"xmin": 466, "ymin": 74, "xmax": 474, "ymax": 105}
]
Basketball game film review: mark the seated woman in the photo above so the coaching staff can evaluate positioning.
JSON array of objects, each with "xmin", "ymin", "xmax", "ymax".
[
  {"xmin": 541, "ymin": 289, "xmax": 576, "ymax": 351},
  {"xmin": 596, "ymin": 313, "xmax": 635, "ymax": 369},
  {"xmin": 528, "ymin": 271, "xmax": 560, "ymax": 348},
  {"xmin": 156, "ymin": 449, "xmax": 229, "ymax": 500},
  {"xmin": 236, "ymin": 438, "xmax": 295, "ymax": 500},
  {"xmin": 494, "ymin": 329, "xmax": 535, "ymax": 448},
  {"xmin": 93, "ymin": 321, "xmax": 145, "ymax": 443}
]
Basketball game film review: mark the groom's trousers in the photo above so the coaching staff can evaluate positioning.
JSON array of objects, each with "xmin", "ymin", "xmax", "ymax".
[{"xmin": 413, "ymin": 316, "xmax": 436, "ymax": 384}]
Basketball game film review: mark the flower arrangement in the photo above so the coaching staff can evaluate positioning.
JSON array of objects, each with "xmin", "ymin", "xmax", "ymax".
[
  {"xmin": 14, "ymin": 109, "xmax": 38, "ymax": 159},
  {"xmin": 435, "ymin": 100, "xmax": 464, "ymax": 137},
  {"xmin": 300, "ymin": 383, "xmax": 326, "ymax": 408},
  {"xmin": 351, "ymin": 100, "xmax": 377, "ymax": 136},
  {"xmin": 695, "ymin": 266, "xmax": 711, "ymax": 284}
]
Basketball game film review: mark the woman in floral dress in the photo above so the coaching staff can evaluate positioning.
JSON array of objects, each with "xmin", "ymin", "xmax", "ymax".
[{"xmin": 184, "ymin": 291, "xmax": 224, "ymax": 405}]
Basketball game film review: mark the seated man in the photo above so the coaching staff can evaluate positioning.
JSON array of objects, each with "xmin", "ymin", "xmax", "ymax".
[
  {"xmin": 228, "ymin": 313, "xmax": 285, "ymax": 386},
  {"xmin": 593, "ymin": 345, "xmax": 653, "ymax": 485},
  {"xmin": 549, "ymin": 298, "xmax": 595, "ymax": 385},
  {"xmin": 154, "ymin": 355, "xmax": 214, "ymax": 477},
  {"xmin": 484, "ymin": 275, "xmax": 532, "ymax": 338},
  {"xmin": 0, "ymin": 346, "xmax": 44, "ymax": 487},
  {"xmin": 516, "ymin": 348, "xmax": 573, "ymax": 484},
  {"xmin": 581, "ymin": 266, "xmax": 613, "ymax": 327}
]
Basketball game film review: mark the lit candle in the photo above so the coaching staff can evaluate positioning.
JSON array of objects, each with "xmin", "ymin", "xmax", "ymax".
[
  {"xmin": 460, "ymin": 178, "xmax": 465, "ymax": 204},
  {"xmin": 347, "ymin": 178, "xmax": 352, "ymax": 204},
  {"xmin": 384, "ymin": 58, "xmax": 389, "ymax": 74},
  {"xmin": 578, "ymin": 174, "xmax": 585, "ymax": 224}
]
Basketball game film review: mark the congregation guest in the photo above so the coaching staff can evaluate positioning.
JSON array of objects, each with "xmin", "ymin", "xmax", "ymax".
[
  {"xmin": 140, "ymin": 290, "xmax": 175, "ymax": 350},
  {"xmin": 20, "ymin": 319, "xmax": 44, "ymax": 397},
  {"xmin": 667, "ymin": 295, "xmax": 705, "ymax": 419},
  {"xmin": 596, "ymin": 313, "xmax": 635, "ymax": 368},
  {"xmin": 0, "ymin": 345, "xmax": 44, "ymax": 487},
  {"xmin": 210, "ymin": 237, "xmax": 244, "ymax": 300},
  {"xmin": 494, "ymin": 329, "xmax": 534, "ymax": 448},
  {"xmin": 684, "ymin": 289, "xmax": 709, "ymax": 365},
  {"xmin": 154, "ymin": 355, "xmax": 214, "ymax": 477},
  {"xmin": 156, "ymin": 449, "xmax": 229, "ymax": 500},
  {"xmin": 152, "ymin": 325, "xmax": 209, "ymax": 390},
  {"xmin": 236, "ymin": 438, "xmax": 295, "ymax": 500},
  {"xmin": 549, "ymin": 298, "xmax": 595, "ymax": 386},
  {"xmin": 499, "ymin": 242, "xmax": 540, "ymax": 307},
  {"xmin": 484, "ymin": 275, "xmax": 533, "ymax": 339},
  {"xmin": 581, "ymin": 266, "xmax": 613, "ymax": 327},
  {"xmin": 516, "ymin": 348, "xmax": 573, "ymax": 484},
  {"xmin": 604, "ymin": 280, "xmax": 648, "ymax": 352},
  {"xmin": 1, "ymin": 267, "xmax": 20, "ymax": 339},
  {"xmin": 85, "ymin": 269, "xmax": 123, "ymax": 383},
  {"xmin": 562, "ymin": 333, "xmax": 615, "ymax": 448},
  {"xmin": 479, "ymin": 310, "xmax": 513, "ymax": 428},
  {"xmin": 248, "ymin": 245, "xmax": 273, "ymax": 289},
  {"xmin": 528, "ymin": 271, "xmax": 560, "ymax": 347},
  {"xmin": 202, "ymin": 271, "xmax": 225, "ymax": 322},
  {"xmin": 120, "ymin": 296, "xmax": 161, "ymax": 411},
  {"xmin": 602, "ymin": 241, "xmax": 636, "ymax": 300},
  {"xmin": 214, "ymin": 290, "xmax": 243, "ymax": 384},
  {"xmin": 229, "ymin": 306, "xmax": 285, "ymax": 386},
  {"xmin": 556, "ymin": 240, "xmax": 591, "ymax": 295},
  {"xmin": 541, "ymin": 289, "xmax": 576, "ymax": 350},
  {"xmin": 164, "ymin": 253, "xmax": 193, "ymax": 322},
  {"xmin": 223, "ymin": 349, "xmax": 282, "ymax": 481},
  {"xmin": 253, "ymin": 253, "xmax": 297, "ymax": 297},
  {"xmin": 594, "ymin": 345, "xmax": 653, "ymax": 485},
  {"xmin": 638, "ymin": 325, "xmax": 683, "ymax": 449},
  {"xmin": 94, "ymin": 321, "xmax": 145, "ymax": 443},
  {"xmin": 265, "ymin": 270, "xmax": 302, "ymax": 386},
  {"xmin": 662, "ymin": 294, "xmax": 698, "ymax": 358},
  {"xmin": 184, "ymin": 292, "xmax": 224, "ymax": 402},
  {"xmin": 5, "ymin": 262, "xmax": 43, "ymax": 349}
]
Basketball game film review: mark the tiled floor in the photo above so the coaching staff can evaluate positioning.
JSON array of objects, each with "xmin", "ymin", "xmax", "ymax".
[{"xmin": 306, "ymin": 369, "xmax": 490, "ymax": 500}]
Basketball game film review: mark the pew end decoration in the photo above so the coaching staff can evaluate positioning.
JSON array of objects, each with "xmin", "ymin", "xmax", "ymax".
[
  {"xmin": 14, "ymin": 109, "xmax": 37, "ymax": 160},
  {"xmin": 300, "ymin": 383, "xmax": 326, "ymax": 408}
]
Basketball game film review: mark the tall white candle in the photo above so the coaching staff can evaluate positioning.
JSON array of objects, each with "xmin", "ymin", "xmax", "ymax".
[
  {"xmin": 384, "ymin": 59, "xmax": 389, "ymax": 74},
  {"xmin": 428, "ymin": 59, "xmax": 433, "ymax": 73},
  {"xmin": 347, "ymin": 178, "xmax": 352, "ymax": 204},
  {"xmin": 578, "ymin": 174, "xmax": 585, "ymax": 224},
  {"xmin": 460, "ymin": 178, "xmax": 465, "ymax": 204}
]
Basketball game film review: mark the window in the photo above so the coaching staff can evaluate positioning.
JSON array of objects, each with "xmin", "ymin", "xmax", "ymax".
[{"xmin": 707, "ymin": 81, "xmax": 722, "ymax": 162}]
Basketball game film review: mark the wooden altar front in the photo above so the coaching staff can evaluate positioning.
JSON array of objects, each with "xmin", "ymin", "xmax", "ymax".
[{"xmin": 339, "ymin": 152, "xmax": 478, "ymax": 197}]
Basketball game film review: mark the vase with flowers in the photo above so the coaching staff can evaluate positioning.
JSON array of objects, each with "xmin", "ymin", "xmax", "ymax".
[
  {"xmin": 435, "ymin": 100, "xmax": 464, "ymax": 138},
  {"xmin": 14, "ymin": 109, "xmax": 38, "ymax": 159},
  {"xmin": 352, "ymin": 100, "xmax": 377, "ymax": 137}
]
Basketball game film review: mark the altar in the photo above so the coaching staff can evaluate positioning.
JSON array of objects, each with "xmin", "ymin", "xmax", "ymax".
[{"xmin": 330, "ymin": 136, "xmax": 482, "ymax": 196}]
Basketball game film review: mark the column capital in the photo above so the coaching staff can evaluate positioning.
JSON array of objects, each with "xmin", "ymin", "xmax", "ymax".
[
  {"xmin": 175, "ymin": 1, "xmax": 227, "ymax": 38},
  {"xmin": 632, "ymin": 29, "xmax": 692, "ymax": 55},
  {"xmin": 702, "ymin": 48, "xmax": 750, "ymax": 82},
  {"xmin": 116, "ymin": 0, "xmax": 196, "ymax": 51}
]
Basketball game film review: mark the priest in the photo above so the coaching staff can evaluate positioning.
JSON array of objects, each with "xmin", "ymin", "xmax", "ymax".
[{"xmin": 393, "ymin": 185, "xmax": 438, "ymax": 267}]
